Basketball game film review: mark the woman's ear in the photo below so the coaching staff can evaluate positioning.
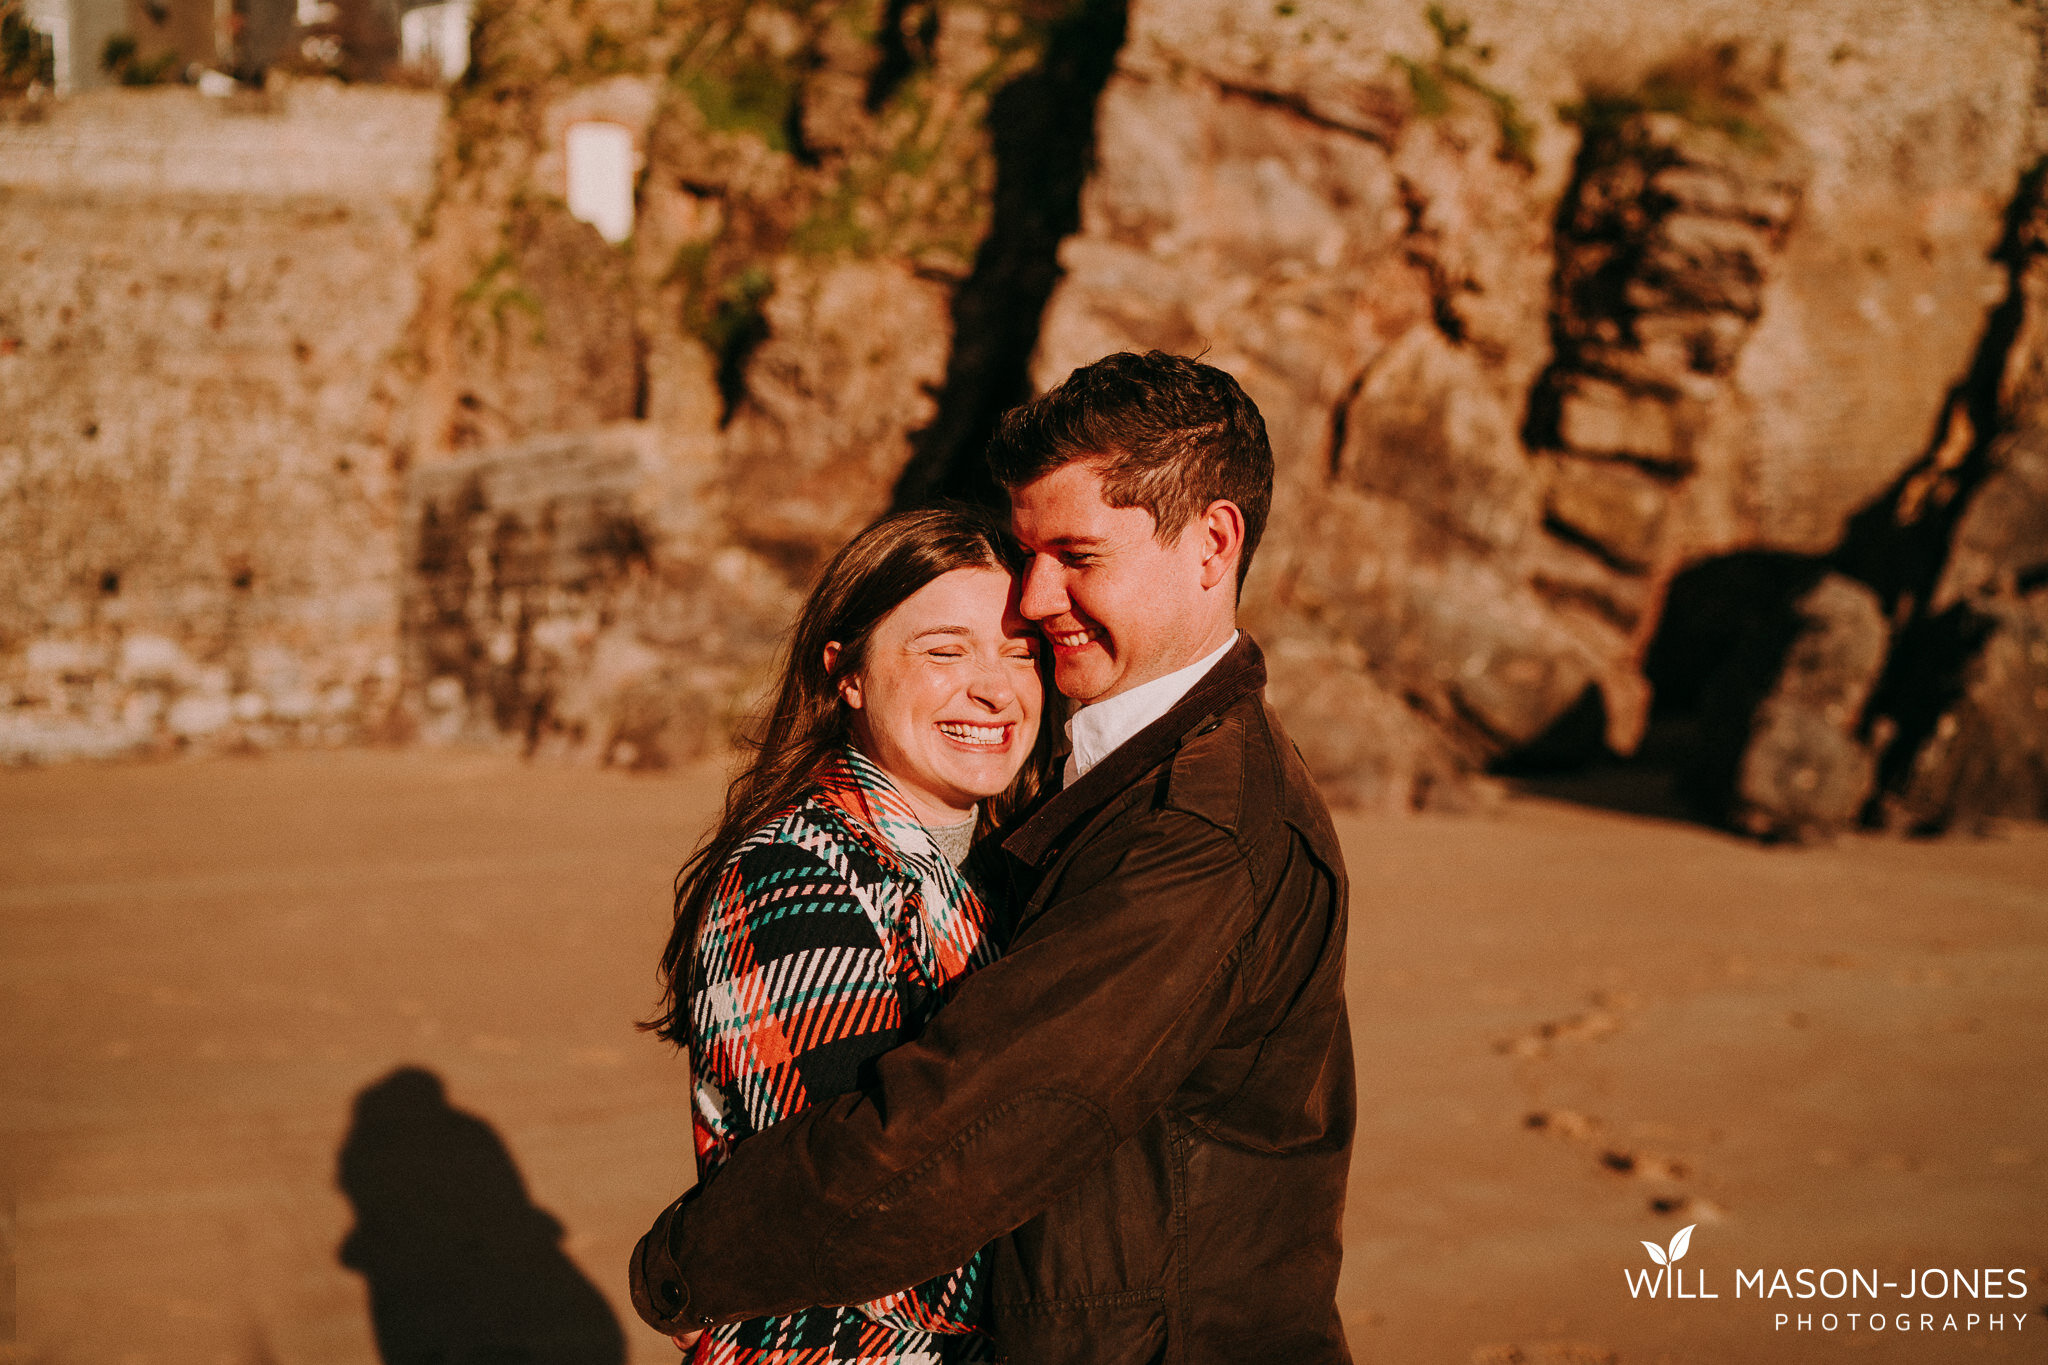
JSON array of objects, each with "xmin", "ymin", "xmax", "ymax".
[{"xmin": 824, "ymin": 642, "xmax": 863, "ymax": 709}]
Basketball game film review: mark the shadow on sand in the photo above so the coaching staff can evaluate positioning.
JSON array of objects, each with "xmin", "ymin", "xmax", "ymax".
[
  {"xmin": 1499, "ymin": 763, "xmax": 1698, "ymax": 825},
  {"xmin": 337, "ymin": 1067, "xmax": 625, "ymax": 1365}
]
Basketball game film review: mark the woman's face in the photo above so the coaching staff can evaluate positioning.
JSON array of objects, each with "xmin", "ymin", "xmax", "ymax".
[{"xmin": 834, "ymin": 565, "xmax": 1043, "ymax": 827}]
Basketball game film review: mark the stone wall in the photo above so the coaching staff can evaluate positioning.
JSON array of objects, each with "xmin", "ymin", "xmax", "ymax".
[
  {"xmin": 0, "ymin": 82, "xmax": 441, "ymax": 760},
  {"xmin": 400, "ymin": 424, "xmax": 795, "ymax": 768}
]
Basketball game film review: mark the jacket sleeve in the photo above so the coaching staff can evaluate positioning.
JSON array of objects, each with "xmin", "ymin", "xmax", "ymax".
[
  {"xmin": 687, "ymin": 836, "xmax": 985, "ymax": 1335},
  {"xmin": 631, "ymin": 809, "xmax": 1257, "ymax": 1332}
]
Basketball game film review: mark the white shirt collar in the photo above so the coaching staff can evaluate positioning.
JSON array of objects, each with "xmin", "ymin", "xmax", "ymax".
[{"xmin": 1063, "ymin": 632, "xmax": 1239, "ymax": 786}]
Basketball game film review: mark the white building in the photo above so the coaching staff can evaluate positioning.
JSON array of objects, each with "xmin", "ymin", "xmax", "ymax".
[
  {"xmin": 23, "ymin": 0, "xmax": 126, "ymax": 94},
  {"xmin": 398, "ymin": 0, "xmax": 469, "ymax": 85}
]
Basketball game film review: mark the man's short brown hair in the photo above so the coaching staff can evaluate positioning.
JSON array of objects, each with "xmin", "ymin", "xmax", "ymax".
[{"xmin": 985, "ymin": 351, "xmax": 1274, "ymax": 588}]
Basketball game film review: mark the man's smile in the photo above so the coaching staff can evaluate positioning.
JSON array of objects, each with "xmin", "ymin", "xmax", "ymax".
[{"xmin": 1046, "ymin": 625, "xmax": 1106, "ymax": 651}]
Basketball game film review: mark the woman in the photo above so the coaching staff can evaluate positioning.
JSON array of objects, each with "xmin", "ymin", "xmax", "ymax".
[{"xmin": 642, "ymin": 507, "xmax": 1059, "ymax": 1364}]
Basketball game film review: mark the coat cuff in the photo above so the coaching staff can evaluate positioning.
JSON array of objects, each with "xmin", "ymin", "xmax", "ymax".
[{"xmin": 628, "ymin": 1192, "xmax": 712, "ymax": 1336}]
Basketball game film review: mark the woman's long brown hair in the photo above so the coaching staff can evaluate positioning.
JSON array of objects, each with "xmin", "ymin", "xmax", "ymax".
[{"xmin": 640, "ymin": 505, "xmax": 1063, "ymax": 1045}]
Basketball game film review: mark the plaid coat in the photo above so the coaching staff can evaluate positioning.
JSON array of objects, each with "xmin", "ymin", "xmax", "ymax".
[{"xmin": 686, "ymin": 746, "xmax": 1000, "ymax": 1364}]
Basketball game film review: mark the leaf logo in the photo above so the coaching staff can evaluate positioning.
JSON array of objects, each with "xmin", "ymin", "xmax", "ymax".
[{"xmin": 1640, "ymin": 1223, "xmax": 1695, "ymax": 1267}]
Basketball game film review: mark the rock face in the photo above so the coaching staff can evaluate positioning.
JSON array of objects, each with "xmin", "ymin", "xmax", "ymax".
[
  {"xmin": 1703, "ymin": 573, "xmax": 1889, "ymax": 841},
  {"xmin": 1527, "ymin": 97, "xmax": 1804, "ymax": 584},
  {"xmin": 1873, "ymin": 170, "xmax": 2048, "ymax": 832},
  {"xmin": 1920, "ymin": 421, "xmax": 2048, "ymax": 834},
  {"xmin": 383, "ymin": 0, "xmax": 1091, "ymax": 757},
  {"xmin": 1886, "ymin": 586, "xmax": 2048, "ymax": 832},
  {"xmin": 1031, "ymin": 0, "xmax": 2044, "ymax": 821}
]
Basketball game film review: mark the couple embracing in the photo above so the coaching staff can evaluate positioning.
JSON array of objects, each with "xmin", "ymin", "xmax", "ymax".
[{"xmin": 630, "ymin": 351, "xmax": 1355, "ymax": 1365}]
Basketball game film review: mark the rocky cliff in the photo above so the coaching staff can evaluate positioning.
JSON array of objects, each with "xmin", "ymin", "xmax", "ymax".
[
  {"xmin": 1027, "ymin": 0, "xmax": 2046, "ymax": 828},
  {"xmin": 5, "ymin": 0, "xmax": 2045, "ymax": 836},
  {"xmin": 393, "ymin": 0, "xmax": 1123, "ymax": 766}
]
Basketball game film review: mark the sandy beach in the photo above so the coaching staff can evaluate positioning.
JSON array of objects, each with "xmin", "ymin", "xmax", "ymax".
[{"xmin": 1, "ymin": 749, "xmax": 2041, "ymax": 1364}]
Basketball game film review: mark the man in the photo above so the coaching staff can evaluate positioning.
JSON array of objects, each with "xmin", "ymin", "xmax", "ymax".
[{"xmin": 632, "ymin": 351, "xmax": 1355, "ymax": 1363}]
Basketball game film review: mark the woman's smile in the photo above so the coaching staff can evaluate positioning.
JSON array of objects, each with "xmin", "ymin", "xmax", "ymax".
[{"xmin": 936, "ymin": 720, "xmax": 1013, "ymax": 748}]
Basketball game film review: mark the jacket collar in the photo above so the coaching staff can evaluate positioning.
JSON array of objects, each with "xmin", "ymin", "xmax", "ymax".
[
  {"xmin": 816, "ymin": 745, "xmax": 995, "ymax": 984},
  {"xmin": 1003, "ymin": 633, "xmax": 1268, "ymax": 868}
]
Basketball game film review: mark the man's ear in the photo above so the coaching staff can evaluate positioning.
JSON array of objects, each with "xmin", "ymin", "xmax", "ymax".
[{"xmin": 1197, "ymin": 500, "xmax": 1245, "ymax": 591}]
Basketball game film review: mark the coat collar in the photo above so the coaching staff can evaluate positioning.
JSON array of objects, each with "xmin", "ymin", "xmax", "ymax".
[
  {"xmin": 815, "ymin": 745, "xmax": 994, "ymax": 985},
  {"xmin": 816, "ymin": 746, "xmax": 943, "ymax": 870},
  {"xmin": 1002, "ymin": 633, "xmax": 1268, "ymax": 868}
]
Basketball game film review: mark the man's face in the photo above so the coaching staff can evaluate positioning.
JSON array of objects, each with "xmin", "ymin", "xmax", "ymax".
[{"xmin": 1009, "ymin": 460, "xmax": 1218, "ymax": 705}]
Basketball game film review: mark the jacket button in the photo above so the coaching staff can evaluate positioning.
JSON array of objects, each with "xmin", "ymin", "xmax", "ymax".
[{"xmin": 656, "ymin": 1278, "xmax": 683, "ymax": 1312}]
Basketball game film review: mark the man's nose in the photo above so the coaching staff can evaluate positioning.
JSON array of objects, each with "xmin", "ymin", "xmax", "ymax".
[{"xmin": 1018, "ymin": 556, "xmax": 1067, "ymax": 622}]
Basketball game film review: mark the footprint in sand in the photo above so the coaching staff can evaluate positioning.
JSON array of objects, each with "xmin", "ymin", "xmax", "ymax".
[
  {"xmin": 1471, "ymin": 1342, "xmax": 1620, "ymax": 1364},
  {"xmin": 1523, "ymin": 1107, "xmax": 1719, "ymax": 1218},
  {"xmin": 1494, "ymin": 992, "xmax": 1637, "ymax": 1059}
]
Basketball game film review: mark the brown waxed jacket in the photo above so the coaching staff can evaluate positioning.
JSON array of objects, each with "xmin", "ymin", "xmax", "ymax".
[{"xmin": 631, "ymin": 635, "xmax": 1355, "ymax": 1364}]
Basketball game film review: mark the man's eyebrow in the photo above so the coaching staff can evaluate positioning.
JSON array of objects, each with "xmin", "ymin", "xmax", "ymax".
[{"xmin": 1034, "ymin": 534, "xmax": 1106, "ymax": 548}]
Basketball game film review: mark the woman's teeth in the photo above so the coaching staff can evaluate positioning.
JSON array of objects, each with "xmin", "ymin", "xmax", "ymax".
[{"xmin": 938, "ymin": 723, "xmax": 1008, "ymax": 747}]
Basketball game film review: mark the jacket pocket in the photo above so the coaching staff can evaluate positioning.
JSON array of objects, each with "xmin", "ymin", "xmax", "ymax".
[{"xmin": 987, "ymin": 1112, "xmax": 1184, "ymax": 1359}]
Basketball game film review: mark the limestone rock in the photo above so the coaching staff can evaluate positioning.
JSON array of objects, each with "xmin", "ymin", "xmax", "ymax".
[
  {"xmin": 1541, "ymin": 455, "xmax": 1673, "ymax": 573},
  {"xmin": 1555, "ymin": 381, "xmax": 1680, "ymax": 465},
  {"xmin": 1262, "ymin": 638, "xmax": 1490, "ymax": 813},
  {"xmin": 1719, "ymin": 574, "xmax": 1890, "ymax": 840},
  {"xmin": 722, "ymin": 259, "xmax": 954, "ymax": 567},
  {"xmin": 1832, "ymin": 161, "xmax": 2048, "ymax": 831},
  {"xmin": 389, "ymin": 0, "xmax": 1050, "ymax": 754},
  {"xmin": 1040, "ymin": 0, "xmax": 2035, "ymax": 813},
  {"xmin": 1885, "ymin": 588, "xmax": 2048, "ymax": 832},
  {"xmin": 1935, "ymin": 429, "xmax": 2048, "ymax": 611},
  {"xmin": 1876, "ymin": 220, "xmax": 2048, "ymax": 831},
  {"xmin": 1334, "ymin": 328, "xmax": 1539, "ymax": 555}
]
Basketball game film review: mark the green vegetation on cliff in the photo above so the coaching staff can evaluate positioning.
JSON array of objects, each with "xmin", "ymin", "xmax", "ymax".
[
  {"xmin": 1391, "ymin": 4, "xmax": 1534, "ymax": 168},
  {"xmin": 1562, "ymin": 41, "xmax": 1781, "ymax": 152}
]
